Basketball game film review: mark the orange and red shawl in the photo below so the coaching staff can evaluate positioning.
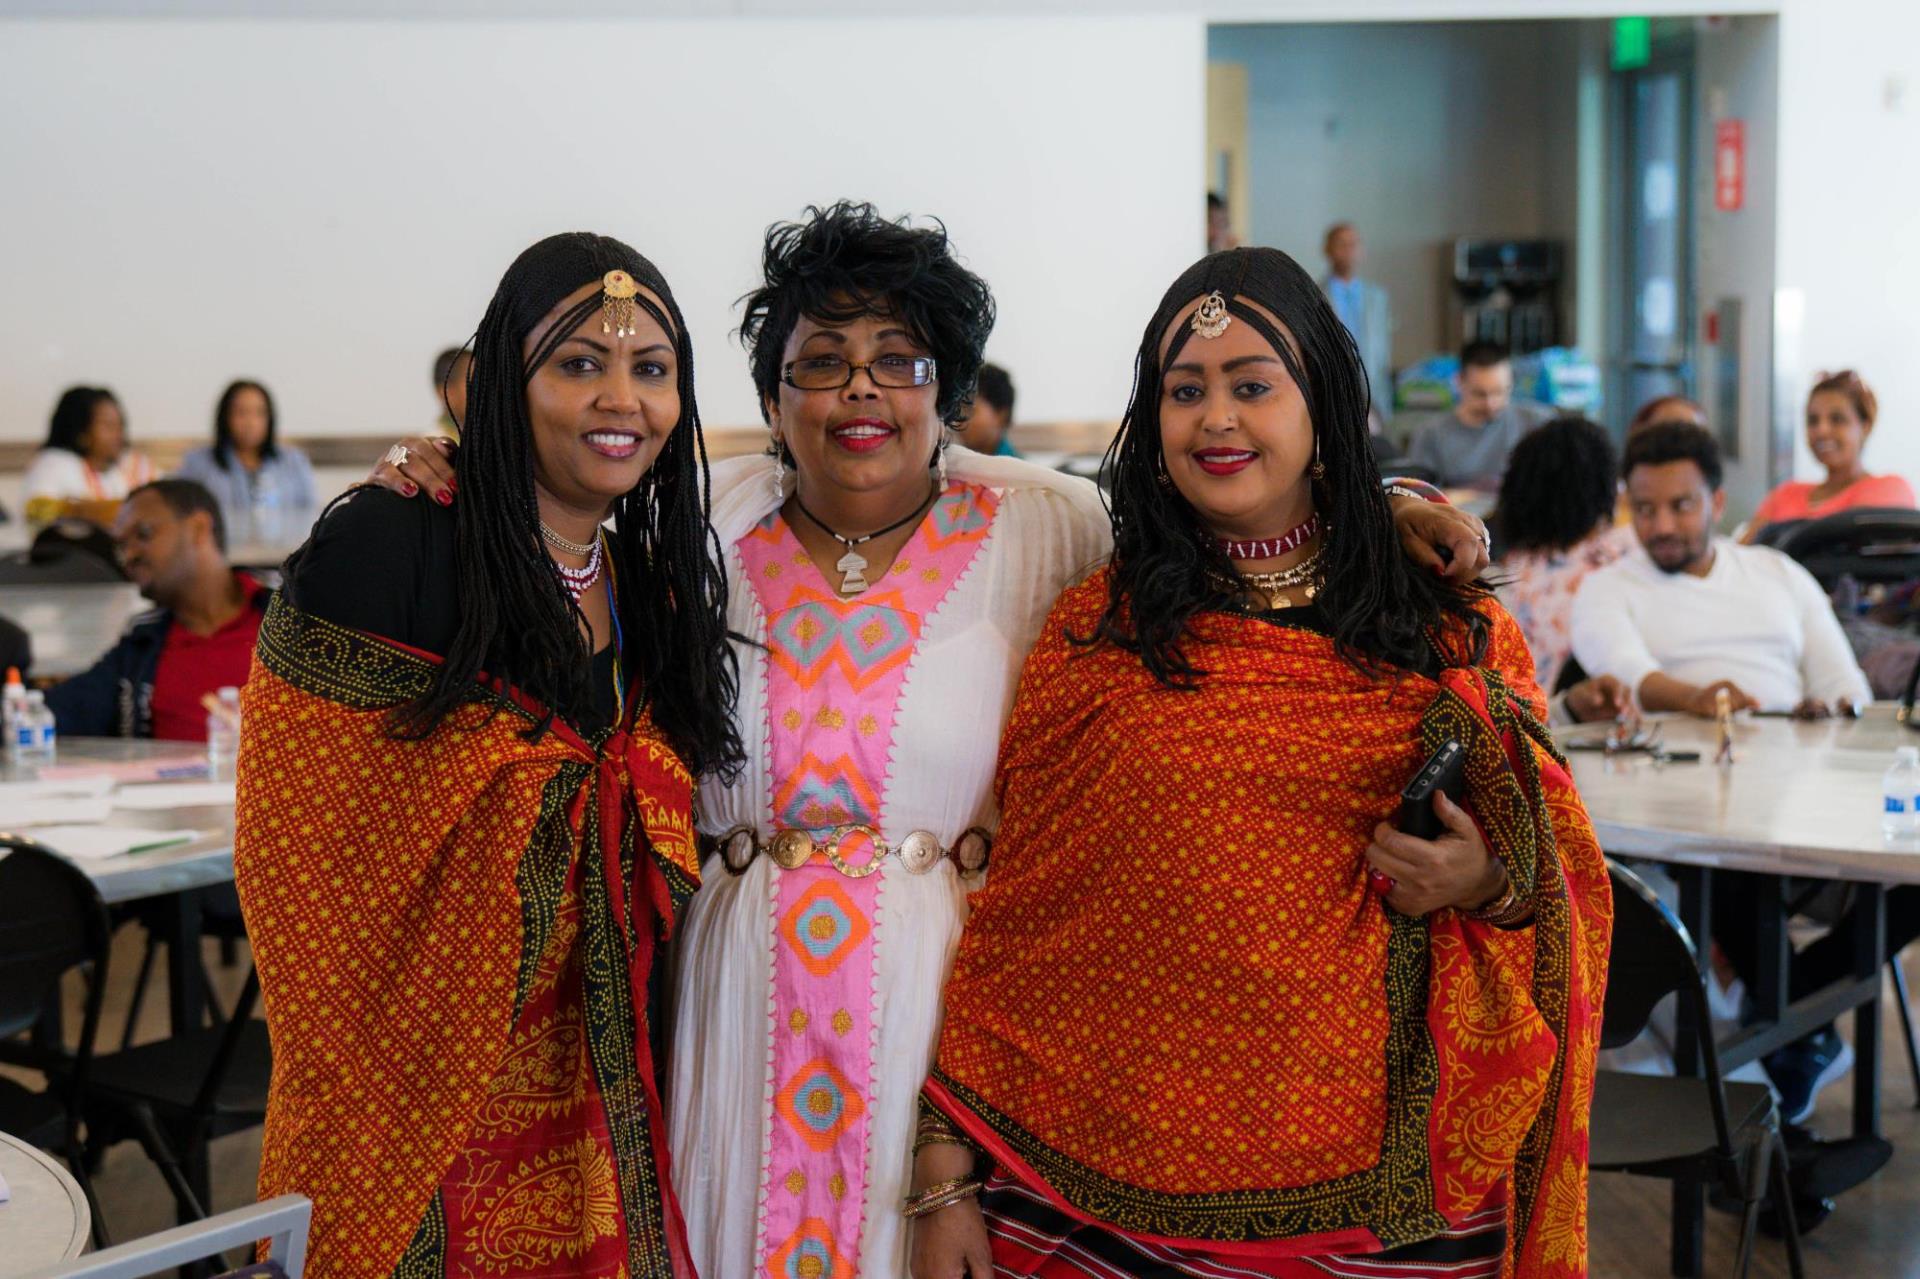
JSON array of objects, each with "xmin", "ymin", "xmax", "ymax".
[
  {"xmin": 926, "ymin": 571, "xmax": 1612, "ymax": 1276},
  {"xmin": 234, "ymin": 598, "xmax": 700, "ymax": 1279}
]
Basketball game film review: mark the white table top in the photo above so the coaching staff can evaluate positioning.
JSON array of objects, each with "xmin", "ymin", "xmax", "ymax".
[
  {"xmin": 1556, "ymin": 703, "xmax": 1920, "ymax": 885},
  {"xmin": 0, "ymin": 1132, "xmax": 89, "ymax": 1271},
  {"xmin": 1, "ymin": 738, "xmax": 235, "ymax": 904}
]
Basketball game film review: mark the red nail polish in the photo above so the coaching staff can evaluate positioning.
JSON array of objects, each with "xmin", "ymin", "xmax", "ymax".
[
  {"xmin": 401, "ymin": 482, "xmax": 417, "ymax": 497},
  {"xmin": 436, "ymin": 489, "xmax": 453, "ymax": 506}
]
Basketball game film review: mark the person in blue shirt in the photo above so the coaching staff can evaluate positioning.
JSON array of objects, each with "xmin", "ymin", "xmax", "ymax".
[
  {"xmin": 174, "ymin": 380, "xmax": 317, "ymax": 542},
  {"xmin": 1320, "ymin": 222, "xmax": 1395, "ymax": 429},
  {"xmin": 955, "ymin": 361, "xmax": 1021, "ymax": 457}
]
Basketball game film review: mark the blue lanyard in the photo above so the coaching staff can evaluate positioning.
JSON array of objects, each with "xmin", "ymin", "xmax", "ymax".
[{"xmin": 602, "ymin": 534, "xmax": 627, "ymax": 716}]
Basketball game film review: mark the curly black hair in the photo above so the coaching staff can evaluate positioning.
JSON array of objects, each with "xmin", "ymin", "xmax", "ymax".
[
  {"xmin": 738, "ymin": 201, "xmax": 996, "ymax": 429},
  {"xmin": 1494, "ymin": 416, "xmax": 1618, "ymax": 554},
  {"xmin": 1092, "ymin": 247, "xmax": 1490, "ymax": 686}
]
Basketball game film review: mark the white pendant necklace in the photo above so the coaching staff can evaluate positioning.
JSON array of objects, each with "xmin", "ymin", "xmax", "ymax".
[{"xmin": 792, "ymin": 483, "xmax": 939, "ymax": 596}]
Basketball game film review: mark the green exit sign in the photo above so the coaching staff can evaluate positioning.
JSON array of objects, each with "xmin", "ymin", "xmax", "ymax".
[{"xmin": 1613, "ymin": 16, "xmax": 1652, "ymax": 70}]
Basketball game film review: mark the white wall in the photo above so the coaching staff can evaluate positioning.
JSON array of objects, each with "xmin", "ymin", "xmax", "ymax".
[
  {"xmin": 1208, "ymin": 21, "xmax": 1587, "ymax": 367},
  {"xmin": 1774, "ymin": 0, "xmax": 1920, "ymax": 487},
  {"xmin": 0, "ymin": 17, "xmax": 1202, "ymax": 443}
]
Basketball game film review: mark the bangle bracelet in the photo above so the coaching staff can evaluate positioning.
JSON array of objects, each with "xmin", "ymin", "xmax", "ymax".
[
  {"xmin": 912, "ymin": 1132, "xmax": 975, "ymax": 1156},
  {"xmin": 903, "ymin": 1176, "xmax": 983, "ymax": 1218}
]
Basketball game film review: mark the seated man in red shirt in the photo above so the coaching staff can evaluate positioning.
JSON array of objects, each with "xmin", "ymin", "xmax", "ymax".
[{"xmin": 47, "ymin": 479, "xmax": 271, "ymax": 740}]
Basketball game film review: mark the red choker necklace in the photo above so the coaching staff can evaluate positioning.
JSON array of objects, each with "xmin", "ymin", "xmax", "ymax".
[{"xmin": 1217, "ymin": 514, "xmax": 1321, "ymax": 561}]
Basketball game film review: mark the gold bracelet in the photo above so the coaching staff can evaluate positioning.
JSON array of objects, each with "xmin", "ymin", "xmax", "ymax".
[
  {"xmin": 1464, "ymin": 871, "xmax": 1532, "ymax": 928},
  {"xmin": 912, "ymin": 1131, "xmax": 975, "ymax": 1156},
  {"xmin": 903, "ymin": 1176, "xmax": 984, "ymax": 1219}
]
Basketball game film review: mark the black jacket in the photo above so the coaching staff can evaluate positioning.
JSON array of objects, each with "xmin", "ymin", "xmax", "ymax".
[{"xmin": 45, "ymin": 581, "xmax": 273, "ymax": 738}]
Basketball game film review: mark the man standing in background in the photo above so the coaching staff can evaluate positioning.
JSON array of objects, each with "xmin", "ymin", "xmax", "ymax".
[{"xmin": 1320, "ymin": 222, "xmax": 1394, "ymax": 428}]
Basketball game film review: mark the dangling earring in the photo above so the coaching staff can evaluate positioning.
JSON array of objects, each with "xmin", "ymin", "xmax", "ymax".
[
  {"xmin": 1311, "ymin": 436, "xmax": 1326, "ymax": 482},
  {"xmin": 769, "ymin": 438, "xmax": 790, "ymax": 504},
  {"xmin": 1155, "ymin": 454, "xmax": 1174, "ymax": 490},
  {"xmin": 936, "ymin": 441, "xmax": 949, "ymax": 488}
]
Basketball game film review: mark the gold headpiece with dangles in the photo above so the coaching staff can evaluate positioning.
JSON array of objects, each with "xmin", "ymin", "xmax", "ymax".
[
  {"xmin": 601, "ymin": 269, "xmax": 640, "ymax": 338},
  {"xmin": 1191, "ymin": 290, "xmax": 1231, "ymax": 340}
]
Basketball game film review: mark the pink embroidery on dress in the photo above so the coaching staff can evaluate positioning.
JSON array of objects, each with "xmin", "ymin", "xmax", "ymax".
[{"xmin": 739, "ymin": 484, "xmax": 998, "ymax": 1277}]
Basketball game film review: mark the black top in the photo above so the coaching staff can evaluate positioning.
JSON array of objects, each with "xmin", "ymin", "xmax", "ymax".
[{"xmin": 287, "ymin": 487, "xmax": 618, "ymax": 732}]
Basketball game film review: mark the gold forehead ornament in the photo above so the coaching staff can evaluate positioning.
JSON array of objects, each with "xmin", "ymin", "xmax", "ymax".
[
  {"xmin": 1191, "ymin": 290, "xmax": 1232, "ymax": 340},
  {"xmin": 602, "ymin": 269, "xmax": 640, "ymax": 338}
]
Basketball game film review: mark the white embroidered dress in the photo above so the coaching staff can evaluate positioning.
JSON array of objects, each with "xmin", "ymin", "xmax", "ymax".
[{"xmin": 667, "ymin": 448, "xmax": 1110, "ymax": 1278}]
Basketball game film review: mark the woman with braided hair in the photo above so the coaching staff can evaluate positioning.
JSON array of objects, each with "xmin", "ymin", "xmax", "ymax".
[
  {"xmin": 235, "ymin": 232, "xmax": 742, "ymax": 1279},
  {"xmin": 371, "ymin": 210, "xmax": 1496, "ymax": 1279},
  {"xmin": 915, "ymin": 247, "xmax": 1612, "ymax": 1278}
]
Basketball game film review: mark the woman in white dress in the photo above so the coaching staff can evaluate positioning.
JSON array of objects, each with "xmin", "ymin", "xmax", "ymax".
[{"xmin": 371, "ymin": 201, "xmax": 1491, "ymax": 1279}]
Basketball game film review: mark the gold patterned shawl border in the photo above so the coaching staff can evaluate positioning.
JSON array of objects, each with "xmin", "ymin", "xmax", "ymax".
[
  {"xmin": 928, "ymin": 904, "xmax": 1443, "ymax": 1246},
  {"xmin": 1423, "ymin": 669, "xmax": 1577, "ymax": 1256},
  {"xmin": 389, "ymin": 1189, "xmax": 447, "ymax": 1279},
  {"xmin": 577, "ymin": 784, "xmax": 676, "ymax": 1276},
  {"xmin": 256, "ymin": 593, "xmax": 529, "ymax": 722}
]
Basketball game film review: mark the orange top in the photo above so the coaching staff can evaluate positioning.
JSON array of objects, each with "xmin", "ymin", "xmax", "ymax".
[
  {"xmin": 1751, "ymin": 473, "xmax": 1916, "ymax": 528},
  {"xmin": 927, "ymin": 577, "xmax": 1611, "ymax": 1273}
]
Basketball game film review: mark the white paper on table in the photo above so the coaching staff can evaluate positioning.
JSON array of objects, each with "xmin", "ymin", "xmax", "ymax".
[
  {"xmin": 1, "ymin": 795, "xmax": 115, "ymax": 827},
  {"xmin": 28, "ymin": 825, "xmax": 203, "ymax": 860},
  {"xmin": 0, "ymin": 775, "xmax": 116, "ymax": 801},
  {"xmin": 110, "ymin": 782, "xmax": 237, "ymax": 810}
]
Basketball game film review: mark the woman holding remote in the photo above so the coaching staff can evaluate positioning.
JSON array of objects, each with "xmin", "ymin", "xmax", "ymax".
[{"xmin": 912, "ymin": 248, "xmax": 1612, "ymax": 1279}]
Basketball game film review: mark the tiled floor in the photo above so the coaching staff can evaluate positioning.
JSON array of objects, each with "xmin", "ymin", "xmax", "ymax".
[{"xmin": 32, "ymin": 927, "xmax": 1920, "ymax": 1276}]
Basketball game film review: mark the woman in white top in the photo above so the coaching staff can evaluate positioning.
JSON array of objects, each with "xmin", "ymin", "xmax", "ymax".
[
  {"xmin": 22, "ymin": 386, "xmax": 154, "ymax": 515},
  {"xmin": 369, "ymin": 201, "xmax": 1491, "ymax": 1279}
]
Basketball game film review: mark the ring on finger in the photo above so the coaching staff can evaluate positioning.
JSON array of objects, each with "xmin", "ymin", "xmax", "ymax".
[{"xmin": 384, "ymin": 443, "xmax": 411, "ymax": 468}]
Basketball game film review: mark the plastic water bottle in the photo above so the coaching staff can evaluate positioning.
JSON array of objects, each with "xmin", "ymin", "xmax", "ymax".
[
  {"xmin": 206, "ymin": 685, "xmax": 242, "ymax": 781},
  {"xmin": 1883, "ymin": 746, "xmax": 1920, "ymax": 839},
  {"xmin": 1, "ymin": 667, "xmax": 26, "ymax": 761},
  {"xmin": 14, "ymin": 690, "xmax": 55, "ymax": 763}
]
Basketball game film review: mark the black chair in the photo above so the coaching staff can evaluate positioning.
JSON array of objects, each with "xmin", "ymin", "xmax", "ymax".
[
  {"xmin": 1748, "ymin": 518, "xmax": 1808, "ymax": 551},
  {"xmin": 1590, "ymin": 860, "xmax": 1805, "ymax": 1278},
  {"xmin": 84, "ymin": 962, "xmax": 272, "ymax": 1223},
  {"xmin": 118, "ymin": 884, "xmax": 250, "ymax": 1047},
  {"xmin": 0, "ymin": 837, "xmax": 110, "ymax": 1242},
  {"xmin": 1774, "ymin": 506, "xmax": 1920, "ymax": 590},
  {"xmin": 0, "ymin": 545, "xmax": 127, "ymax": 585}
]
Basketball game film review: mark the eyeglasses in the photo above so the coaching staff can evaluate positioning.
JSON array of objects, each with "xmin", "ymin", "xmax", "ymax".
[{"xmin": 781, "ymin": 354, "xmax": 937, "ymax": 391}]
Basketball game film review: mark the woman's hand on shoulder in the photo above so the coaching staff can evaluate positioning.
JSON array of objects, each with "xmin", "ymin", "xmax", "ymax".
[
  {"xmin": 1389, "ymin": 493, "xmax": 1490, "ymax": 583},
  {"xmin": 1365, "ymin": 792, "xmax": 1503, "ymax": 917},
  {"xmin": 368, "ymin": 435, "xmax": 458, "ymax": 505}
]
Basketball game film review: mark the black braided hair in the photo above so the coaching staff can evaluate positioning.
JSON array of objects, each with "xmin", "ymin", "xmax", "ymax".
[
  {"xmin": 738, "ymin": 201, "xmax": 996, "ymax": 431},
  {"xmin": 1092, "ymin": 246, "xmax": 1490, "ymax": 686},
  {"xmin": 389, "ymin": 232, "xmax": 744, "ymax": 780}
]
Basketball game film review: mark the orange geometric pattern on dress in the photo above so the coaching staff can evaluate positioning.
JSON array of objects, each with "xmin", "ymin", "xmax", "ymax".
[
  {"xmin": 927, "ymin": 571, "xmax": 1609, "ymax": 1273},
  {"xmin": 774, "ymin": 1056, "xmax": 871, "ymax": 1154},
  {"xmin": 236, "ymin": 600, "xmax": 703, "ymax": 1279}
]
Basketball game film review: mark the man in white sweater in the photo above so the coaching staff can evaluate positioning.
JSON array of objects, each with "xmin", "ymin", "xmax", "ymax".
[
  {"xmin": 1572, "ymin": 423, "xmax": 1898, "ymax": 1224},
  {"xmin": 1571, "ymin": 422, "xmax": 1871, "ymax": 717}
]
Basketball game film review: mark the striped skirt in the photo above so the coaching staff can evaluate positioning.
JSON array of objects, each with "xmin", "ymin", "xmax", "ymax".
[{"xmin": 980, "ymin": 1172, "xmax": 1507, "ymax": 1279}]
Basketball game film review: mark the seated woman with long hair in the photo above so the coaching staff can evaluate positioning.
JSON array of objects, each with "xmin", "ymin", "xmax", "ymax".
[
  {"xmin": 914, "ymin": 248, "xmax": 1611, "ymax": 1279},
  {"xmin": 234, "ymin": 233, "xmax": 742, "ymax": 1279},
  {"xmin": 175, "ymin": 379, "xmax": 318, "ymax": 540},
  {"xmin": 21, "ymin": 385, "xmax": 153, "ymax": 521}
]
